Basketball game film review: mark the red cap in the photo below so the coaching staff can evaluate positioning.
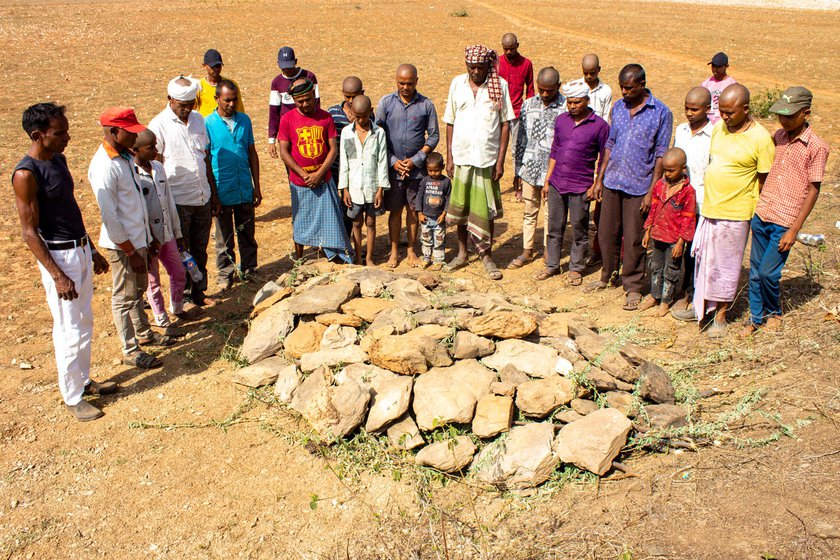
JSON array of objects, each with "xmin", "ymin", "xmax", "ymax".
[{"xmin": 98, "ymin": 107, "xmax": 146, "ymax": 133}]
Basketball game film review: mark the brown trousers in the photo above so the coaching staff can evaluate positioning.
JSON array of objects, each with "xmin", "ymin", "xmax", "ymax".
[{"xmin": 597, "ymin": 187, "xmax": 646, "ymax": 293}]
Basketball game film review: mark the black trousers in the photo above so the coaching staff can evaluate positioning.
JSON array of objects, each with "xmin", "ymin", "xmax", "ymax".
[
  {"xmin": 648, "ymin": 240, "xmax": 684, "ymax": 304},
  {"xmin": 545, "ymin": 188, "xmax": 589, "ymax": 274},
  {"xmin": 176, "ymin": 202, "xmax": 212, "ymax": 302},
  {"xmin": 214, "ymin": 203, "xmax": 258, "ymax": 285}
]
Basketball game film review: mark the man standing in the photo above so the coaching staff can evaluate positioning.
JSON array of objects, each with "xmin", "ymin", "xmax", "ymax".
[
  {"xmin": 588, "ymin": 64, "xmax": 673, "ymax": 311},
  {"xmin": 443, "ymin": 45, "xmax": 515, "ymax": 280},
  {"xmin": 89, "ymin": 107, "xmax": 169, "ymax": 371},
  {"xmin": 278, "ymin": 78, "xmax": 352, "ymax": 262},
  {"xmin": 206, "ymin": 80, "xmax": 262, "ymax": 289},
  {"xmin": 499, "ymin": 33, "xmax": 535, "ymax": 154},
  {"xmin": 376, "ymin": 63, "xmax": 440, "ymax": 268},
  {"xmin": 267, "ymin": 47, "xmax": 319, "ymax": 160},
  {"xmin": 13, "ymin": 102, "xmax": 115, "ymax": 421},
  {"xmin": 148, "ymin": 76, "xmax": 220, "ymax": 307},
  {"xmin": 581, "ymin": 54, "xmax": 613, "ymax": 122},
  {"xmin": 701, "ymin": 52, "xmax": 737, "ymax": 124},
  {"xmin": 537, "ymin": 80, "xmax": 610, "ymax": 284},
  {"xmin": 673, "ymin": 84, "xmax": 774, "ymax": 337},
  {"xmin": 195, "ymin": 49, "xmax": 244, "ymax": 117},
  {"xmin": 509, "ymin": 67, "xmax": 566, "ymax": 270}
]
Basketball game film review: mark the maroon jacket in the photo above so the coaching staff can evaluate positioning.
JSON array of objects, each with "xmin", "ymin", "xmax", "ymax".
[{"xmin": 644, "ymin": 177, "xmax": 696, "ymax": 244}]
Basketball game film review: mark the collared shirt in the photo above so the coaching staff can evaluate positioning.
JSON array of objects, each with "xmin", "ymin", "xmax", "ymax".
[
  {"xmin": 375, "ymin": 91, "xmax": 439, "ymax": 180},
  {"xmin": 137, "ymin": 160, "xmax": 182, "ymax": 244},
  {"xmin": 588, "ymin": 80, "xmax": 613, "ymax": 123},
  {"xmin": 88, "ymin": 142, "xmax": 151, "ymax": 250},
  {"xmin": 548, "ymin": 110, "xmax": 610, "ymax": 194},
  {"xmin": 205, "ymin": 110, "xmax": 256, "ymax": 206},
  {"xmin": 702, "ymin": 120, "xmax": 775, "ymax": 221},
  {"xmin": 604, "ymin": 90, "xmax": 673, "ymax": 197},
  {"xmin": 195, "ymin": 77, "xmax": 244, "ymax": 117},
  {"xmin": 755, "ymin": 126, "xmax": 829, "ymax": 228},
  {"xmin": 644, "ymin": 177, "xmax": 697, "ymax": 244},
  {"xmin": 498, "ymin": 54, "xmax": 535, "ymax": 117},
  {"xmin": 328, "ymin": 102, "xmax": 353, "ymax": 181},
  {"xmin": 514, "ymin": 94, "xmax": 567, "ymax": 186},
  {"xmin": 674, "ymin": 120, "xmax": 714, "ymax": 212},
  {"xmin": 701, "ymin": 75, "xmax": 738, "ymax": 124},
  {"xmin": 268, "ymin": 68, "xmax": 319, "ymax": 142},
  {"xmin": 443, "ymin": 73, "xmax": 515, "ymax": 169},
  {"xmin": 147, "ymin": 105, "xmax": 210, "ymax": 206},
  {"xmin": 338, "ymin": 121, "xmax": 390, "ymax": 204}
]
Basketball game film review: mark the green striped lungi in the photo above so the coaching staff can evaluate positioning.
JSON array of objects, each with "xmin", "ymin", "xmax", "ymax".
[{"xmin": 445, "ymin": 165, "xmax": 503, "ymax": 254}]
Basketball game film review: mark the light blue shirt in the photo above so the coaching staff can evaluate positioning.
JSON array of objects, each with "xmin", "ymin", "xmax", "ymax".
[{"xmin": 205, "ymin": 110, "xmax": 255, "ymax": 206}]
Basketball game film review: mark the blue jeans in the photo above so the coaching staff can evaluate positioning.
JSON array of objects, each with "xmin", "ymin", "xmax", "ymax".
[{"xmin": 748, "ymin": 215, "xmax": 790, "ymax": 326}]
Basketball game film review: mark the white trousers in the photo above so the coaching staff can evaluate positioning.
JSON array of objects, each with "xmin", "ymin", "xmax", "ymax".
[{"xmin": 38, "ymin": 245, "xmax": 94, "ymax": 406}]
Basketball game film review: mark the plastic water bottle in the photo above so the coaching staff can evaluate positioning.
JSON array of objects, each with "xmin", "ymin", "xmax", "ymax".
[
  {"xmin": 796, "ymin": 233, "xmax": 826, "ymax": 247},
  {"xmin": 181, "ymin": 251, "xmax": 204, "ymax": 282}
]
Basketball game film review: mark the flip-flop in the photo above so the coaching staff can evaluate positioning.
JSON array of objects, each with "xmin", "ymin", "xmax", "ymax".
[
  {"xmin": 507, "ymin": 255, "xmax": 534, "ymax": 269},
  {"xmin": 533, "ymin": 269, "xmax": 556, "ymax": 281},
  {"xmin": 484, "ymin": 260, "xmax": 503, "ymax": 280},
  {"xmin": 583, "ymin": 280, "xmax": 608, "ymax": 293},
  {"xmin": 138, "ymin": 332, "xmax": 175, "ymax": 347},
  {"xmin": 568, "ymin": 271, "xmax": 583, "ymax": 286},
  {"xmin": 622, "ymin": 292, "xmax": 642, "ymax": 311},
  {"xmin": 443, "ymin": 256, "xmax": 467, "ymax": 272}
]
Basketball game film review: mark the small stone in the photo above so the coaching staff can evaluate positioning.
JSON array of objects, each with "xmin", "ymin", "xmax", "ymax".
[
  {"xmin": 420, "ymin": 339, "xmax": 453, "ymax": 368},
  {"xmin": 566, "ymin": 316, "xmax": 598, "ymax": 338},
  {"xmin": 280, "ymin": 279, "xmax": 359, "ymax": 315},
  {"xmin": 369, "ymin": 307, "xmax": 413, "ymax": 334},
  {"xmin": 467, "ymin": 311, "xmax": 537, "ymax": 339},
  {"xmin": 341, "ymin": 297, "xmax": 395, "ymax": 323},
  {"xmin": 472, "ymin": 395, "xmax": 514, "ymax": 438},
  {"xmin": 250, "ymin": 287, "xmax": 293, "ymax": 319},
  {"xmin": 299, "ymin": 345, "xmax": 368, "ymax": 372},
  {"xmin": 368, "ymin": 335, "xmax": 428, "ymax": 375},
  {"xmin": 359, "ymin": 278, "xmax": 383, "ymax": 297},
  {"xmin": 387, "ymin": 415, "xmax": 425, "ymax": 450},
  {"xmin": 413, "ymin": 308, "xmax": 476, "ymax": 328},
  {"xmin": 635, "ymin": 404, "xmax": 690, "ymax": 431},
  {"xmin": 315, "ymin": 313, "xmax": 363, "ymax": 327},
  {"xmin": 412, "ymin": 359, "xmax": 496, "ymax": 430},
  {"xmin": 637, "ymin": 361, "xmax": 676, "ymax": 404},
  {"xmin": 510, "ymin": 295, "xmax": 554, "ymax": 314},
  {"xmin": 231, "ymin": 356, "xmax": 286, "ymax": 387},
  {"xmin": 555, "ymin": 409, "xmax": 584, "ymax": 423},
  {"xmin": 19, "ymin": 362, "xmax": 33, "ymax": 370},
  {"xmin": 240, "ymin": 306, "xmax": 295, "ymax": 364},
  {"xmin": 481, "ymin": 339, "xmax": 558, "ymax": 378},
  {"xmin": 555, "ymin": 357, "xmax": 574, "ymax": 376},
  {"xmin": 573, "ymin": 360, "xmax": 635, "ymax": 392},
  {"xmin": 515, "ymin": 376, "xmax": 576, "ymax": 418},
  {"xmin": 605, "ymin": 391, "xmax": 638, "ymax": 417},
  {"xmin": 403, "ymin": 324, "xmax": 452, "ymax": 342},
  {"xmin": 490, "ymin": 381, "xmax": 516, "ymax": 397},
  {"xmin": 252, "ymin": 280, "xmax": 280, "ymax": 307},
  {"xmin": 274, "ymin": 364, "xmax": 302, "ymax": 403},
  {"xmin": 320, "ymin": 324, "xmax": 357, "ymax": 350},
  {"xmin": 813, "ymin": 521, "xmax": 840, "ymax": 540},
  {"xmin": 555, "ymin": 408, "xmax": 632, "ymax": 476},
  {"xmin": 451, "ymin": 331, "xmax": 495, "ymax": 360},
  {"xmin": 473, "ymin": 422, "xmax": 559, "ymax": 490},
  {"xmin": 413, "ymin": 272, "xmax": 439, "ymax": 289},
  {"xmin": 570, "ymin": 398, "xmax": 598, "ymax": 416},
  {"xmin": 498, "ymin": 364, "xmax": 529, "ymax": 387},
  {"xmin": 283, "ymin": 322, "xmax": 328, "ymax": 359},
  {"xmin": 415, "ymin": 436, "xmax": 476, "ymax": 473}
]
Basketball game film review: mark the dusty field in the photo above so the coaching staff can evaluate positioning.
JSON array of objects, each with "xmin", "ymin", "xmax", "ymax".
[{"xmin": 1, "ymin": 1, "xmax": 839, "ymax": 558}]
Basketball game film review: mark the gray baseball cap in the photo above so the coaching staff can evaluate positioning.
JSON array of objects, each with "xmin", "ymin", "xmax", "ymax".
[{"xmin": 769, "ymin": 86, "xmax": 813, "ymax": 115}]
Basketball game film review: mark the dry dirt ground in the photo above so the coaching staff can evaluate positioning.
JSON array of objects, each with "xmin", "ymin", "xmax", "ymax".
[{"xmin": 1, "ymin": 1, "xmax": 839, "ymax": 558}]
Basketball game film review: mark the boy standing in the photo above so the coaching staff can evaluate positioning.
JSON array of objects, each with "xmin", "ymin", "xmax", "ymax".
[
  {"xmin": 743, "ymin": 87, "xmax": 829, "ymax": 335},
  {"xmin": 133, "ymin": 130, "xmax": 187, "ymax": 329},
  {"xmin": 581, "ymin": 54, "xmax": 612, "ymax": 122},
  {"xmin": 338, "ymin": 95, "xmax": 389, "ymax": 266},
  {"xmin": 640, "ymin": 148, "xmax": 696, "ymax": 316},
  {"xmin": 671, "ymin": 87, "xmax": 713, "ymax": 316},
  {"xmin": 267, "ymin": 47, "xmax": 319, "ymax": 160},
  {"xmin": 414, "ymin": 152, "xmax": 451, "ymax": 269},
  {"xmin": 701, "ymin": 52, "xmax": 737, "ymax": 124},
  {"xmin": 195, "ymin": 49, "xmax": 244, "ymax": 117}
]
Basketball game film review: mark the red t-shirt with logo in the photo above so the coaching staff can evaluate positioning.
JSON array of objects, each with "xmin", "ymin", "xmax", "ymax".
[{"xmin": 278, "ymin": 108, "xmax": 337, "ymax": 185}]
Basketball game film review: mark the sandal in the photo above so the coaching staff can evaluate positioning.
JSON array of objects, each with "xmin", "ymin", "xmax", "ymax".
[
  {"xmin": 507, "ymin": 254, "xmax": 534, "ymax": 269},
  {"xmin": 533, "ymin": 269, "xmax": 556, "ymax": 281},
  {"xmin": 123, "ymin": 351, "xmax": 162, "ymax": 369},
  {"xmin": 443, "ymin": 255, "xmax": 468, "ymax": 272},
  {"xmin": 483, "ymin": 259, "xmax": 503, "ymax": 280},
  {"xmin": 583, "ymin": 280, "xmax": 608, "ymax": 293},
  {"xmin": 138, "ymin": 332, "xmax": 175, "ymax": 347},
  {"xmin": 567, "ymin": 271, "xmax": 583, "ymax": 286},
  {"xmin": 622, "ymin": 292, "xmax": 642, "ymax": 311}
]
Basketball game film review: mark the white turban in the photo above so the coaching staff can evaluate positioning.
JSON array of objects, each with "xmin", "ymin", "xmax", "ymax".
[
  {"xmin": 167, "ymin": 75, "xmax": 200, "ymax": 101},
  {"xmin": 562, "ymin": 78, "xmax": 590, "ymax": 99}
]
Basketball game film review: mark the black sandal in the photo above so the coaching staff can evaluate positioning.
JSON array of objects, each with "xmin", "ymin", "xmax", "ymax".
[{"xmin": 123, "ymin": 351, "xmax": 162, "ymax": 369}]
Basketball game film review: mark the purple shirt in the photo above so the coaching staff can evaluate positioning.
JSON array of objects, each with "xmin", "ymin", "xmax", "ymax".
[
  {"xmin": 604, "ymin": 90, "xmax": 673, "ymax": 197},
  {"xmin": 548, "ymin": 110, "xmax": 610, "ymax": 194}
]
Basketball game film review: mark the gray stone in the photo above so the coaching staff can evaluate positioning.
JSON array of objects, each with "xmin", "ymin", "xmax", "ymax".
[
  {"xmin": 413, "ymin": 308, "xmax": 476, "ymax": 328},
  {"xmin": 438, "ymin": 291, "xmax": 514, "ymax": 314},
  {"xmin": 638, "ymin": 361, "xmax": 676, "ymax": 404},
  {"xmin": 334, "ymin": 362, "xmax": 396, "ymax": 386},
  {"xmin": 570, "ymin": 398, "xmax": 598, "ymax": 416},
  {"xmin": 473, "ymin": 422, "xmax": 559, "ymax": 490},
  {"xmin": 467, "ymin": 311, "xmax": 538, "ymax": 339},
  {"xmin": 481, "ymin": 339, "xmax": 558, "ymax": 378},
  {"xmin": 330, "ymin": 377, "xmax": 373, "ymax": 438},
  {"xmin": 555, "ymin": 409, "xmax": 585, "ymax": 424},
  {"xmin": 472, "ymin": 395, "xmax": 514, "ymax": 438},
  {"xmin": 274, "ymin": 364, "xmax": 302, "ymax": 403},
  {"xmin": 369, "ymin": 307, "xmax": 413, "ymax": 334},
  {"xmin": 575, "ymin": 334, "xmax": 639, "ymax": 383},
  {"xmin": 252, "ymin": 280, "xmax": 281, "ymax": 307},
  {"xmin": 240, "ymin": 306, "xmax": 295, "ymax": 364},
  {"xmin": 415, "ymin": 436, "xmax": 476, "ymax": 473},
  {"xmin": 359, "ymin": 278, "xmax": 384, "ymax": 298},
  {"xmin": 419, "ymin": 338, "xmax": 454, "ymax": 368},
  {"xmin": 290, "ymin": 368, "xmax": 372, "ymax": 440},
  {"xmin": 538, "ymin": 338, "xmax": 581, "ymax": 364},
  {"xmin": 280, "ymin": 279, "xmax": 359, "ymax": 315},
  {"xmin": 342, "ymin": 268, "xmax": 402, "ymax": 286},
  {"xmin": 365, "ymin": 375, "xmax": 413, "ymax": 433},
  {"xmin": 320, "ymin": 324, "xmax": 357, "ymax": 350},
  {"xmin": 387, "ymin": 278, "xmax": 433, "ymax": 312},
  {"xmin": 387, "ymin": 415, "xmax": 425, "ymax": 450},
  {"xmin": 498, "ymin": 364, "xmax": 529, "ymax": 387},
  {"xmin": 231, "ymin": 356, "xmax": 286, "ymax": 387},
  {"xmin": 515, "ymin": 376, "xmax": 576, "ymax": 418},
  {"xmin": 412, "ymin": 359, "xmax": 496, "ymax": 430},
  {"xmin": 635, "ymin": 404, "xmax": 690, "ymax": 431},
  {"xmin": 555, "ymin": 408, "xmax": 632, "ymax": 475},
  {"xmin": 566, "ymin": 316, "xmax": 599, "ymax": 338},
  {"xmin": 299, "ymin": 345, "xmax": 368, "ymax": 372},
  {"xmin": 451, "ymin": 331, "xmax": 496, "ymax": 359},
  {"xmin": 368, "ymin": 335, "xmax": 428, "ymax": 375}
]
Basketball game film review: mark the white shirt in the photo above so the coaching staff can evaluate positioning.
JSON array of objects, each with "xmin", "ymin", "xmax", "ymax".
[
  {"xmin": 88, "ymin": 143, "xmax": 151, "ymax": 251},
  {"xmin": 147, "ymin": 105, "xmax": 210, "ymax": 206},
  {"xmin": 443, "ymin": 74, "xmax": 515, "ymax": 168},
  {"xmin": 674, "ymin": 120, "xmax": 713, "ymax": 212},
  {"xmin": 137, "ymin": 161, "xmax": 182, "ymax": 244},
  {"xmin": 588, "ymin": 80, "xmax": 613, "ymax": 123},
  {"xmin": 338, "ymin": 122, "xmax": 390, "ymax": 204}
]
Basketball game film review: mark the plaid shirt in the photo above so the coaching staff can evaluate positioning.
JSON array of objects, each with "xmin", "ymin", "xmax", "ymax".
[
  {"xmin": 514, "ymin": 94, "xmax": 566, "ymax": 186},
  {"xmin": 755, "ymin": 126, "xmax": 829, "ymax": 228}
]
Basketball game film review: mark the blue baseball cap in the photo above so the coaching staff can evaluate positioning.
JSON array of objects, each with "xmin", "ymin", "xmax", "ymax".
[
  {"xmin": 203, "ymin": 49, "xmax": 223, "ymax": 67},
  {"xmin": 277, "ymin": 46, "xmax": 297, "ymax": 69}
]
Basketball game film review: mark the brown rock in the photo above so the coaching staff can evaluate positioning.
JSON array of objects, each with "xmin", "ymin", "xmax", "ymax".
[
  {"xmin": 481, "ymin": 339, "xmax": 558, "ymax": 378},
  {"xmin": 341, "ymin": 297, "xmax": 396, "ymax": 323},
  {"xmin": 283, "ymin": 322, "xmax": 328, "ymax": 359},
  {"xmin": 403, "ymin": 324, "xmax": 453, "ymax": 342},
  {"xmin": 637, "ymin": 361, "xmax": 676, "ymax": 404},
  {"xmin": 368, "ymin": 335, "xmax": 428, "ymax": 375},
  {"xmin": 566, "ymin": 316, "xmax": 598, "ymax": 338},
  {"xmin": 619, "ymin": 342, "xmax": 648, "ymax": 366},
  {"xmin": 473, "ymin": 422, "xmax": 559, "ymax": 490},
  {"xmin": 635, "ymin": 404, "xmax": 690, "ymax": 431},
  {"xmin": 387, "ymin": 415, "xmax": 425, "ymax": 450},
  {"xmin": 573, "ymin": 360, "xmax": 635, "ymax": 392},
  {"xmin": 490, "ymin": 381, "xmax": 516, "ymax": 397},
  {"xmin": 315, "ymin": 313, "xmax": 363, "ymax": 327},
  {"xmin": 499, "ymin": 364, "xmax": 529, "ymax": 387},
  {"xmin": 570, "ymin": 398, "xmax": 598, "ymax": 416},
  {"xmin": 467, "ymin": 311, "xmax": 538, "ymax": 339},
  {"xmin": 413, "ymin": 308, "xmax": 476, "ymax": 328},
  {"xmin": 472, "ymin": 395, "xmax": 514, "ymax": 438},
  {"xmin": 451, "ymin": 331, "xmax": 495, "ymax": 359},
  {"xmin": 415, "ymin": 436, "xmax": 476, "ymax": 473},
  {"xmin": 575, "ymin": 334, "xmax": 639, "ymax": 383},
  {"xmin": 250, "ymin": 287, "xmax": 293, "ymax": 319},
  {"xmin": 231, "ymin": 356, "xmax": 286, "ymax": 387},
  {"xmin": 240, "ymin": 305, "xmax": 295, "ymax": 364},
  {"xmin": 419, "ymin": 338, "xmax": 453, "ymax": 368},
  {"xmin": 515, "ymin": 376, "xmax": 576, "ymax": 418},
  {"xmin": 555, "ymin": 408, "xmax": 632, "ymax": 475},
  {"xmin": 412, "ymin": 359, "xmax": 496, "ymax": 430},
  {"xmin": 368, "ymin": 307, "xmax": 413, "ymax": 334},
  {"xmin": 556, "ymin": 409, "xmax": 585, "ymax": 424},
  {"xmin": 319, "ymin": 324, "xmax": 357, "ymax": 350},
  {"xmin": 289, "ymin": 368, "xmax": 371, "ymax": 440},
  {"xmin": 387, "ymin": 278, "xmax": 433, "ymax": 312},
  {"xmin": 605, "ymin": 391, "xmax": 638, "ymax": 417}
]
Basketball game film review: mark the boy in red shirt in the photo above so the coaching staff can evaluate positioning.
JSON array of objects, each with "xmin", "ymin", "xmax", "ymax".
[{"xmin": 641, "ymin": 147, "xmax": 696, "ymax": 316}]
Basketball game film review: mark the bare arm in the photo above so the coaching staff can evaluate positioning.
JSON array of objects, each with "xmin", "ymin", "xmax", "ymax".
[
  {"xmin": 641, "ymin": 156, "xmax": 664, "ymax": 213},
  {"xmin": 445, "ymin": 123, "xmax": 455, "ymax": 178},
  {"xmin": 204, "ymin": 150, "xmax": 221, "ymax": 215},
  {"xmin": 494, "ymin": 121, "xmax": 510, "ymax": 182},
  {"xmin": 592, "ymin": 148, "xmax": 612, "ymax": 202},
  {"xmin": 778, "ymin": 182, "xmax": 820, "ymax": 252}
]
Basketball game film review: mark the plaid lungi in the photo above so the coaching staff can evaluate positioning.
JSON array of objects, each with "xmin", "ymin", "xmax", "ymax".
[{"xmin": 290, "ymin": 178, "xmax": 353, "ymax": 263}]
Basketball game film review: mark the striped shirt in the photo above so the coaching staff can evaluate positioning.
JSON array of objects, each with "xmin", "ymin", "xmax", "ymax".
[{"xmin": 267, "ymin": 69, "xmax": 319, "ymax": 142}]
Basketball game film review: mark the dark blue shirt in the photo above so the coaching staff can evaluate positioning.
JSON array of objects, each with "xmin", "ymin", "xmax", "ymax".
[
  {"xmin": 414, "ymin": 175, "xmax": 451, "ymax": 218},
  {"xmin": 13, "ymin": 153, "xmax": 86, "ymax": 241},
  {"xmin": 604, "ymin": 90, "xmax": 673, "ymax": 196},
  {"xmin": 205, "ymin": 111, "xmax": 255, "ymax": 206},
  {"xmin": 375, "ymin": 91, "xmax": 440, "ymax": 180}
]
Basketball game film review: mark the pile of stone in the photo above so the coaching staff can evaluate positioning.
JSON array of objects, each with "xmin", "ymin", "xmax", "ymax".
[{"xmin": 232, "ymin": 261, "xmax": 691, "ymax": 490}]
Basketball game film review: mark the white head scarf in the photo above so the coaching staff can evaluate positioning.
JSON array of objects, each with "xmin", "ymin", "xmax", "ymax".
[
  {"xmin": 167, "ymin": 75, "xmax": 200, "ymax": 101},
  {"xmin": 562, "ymin": 78, "xmax": 590, "ymax": 99}
]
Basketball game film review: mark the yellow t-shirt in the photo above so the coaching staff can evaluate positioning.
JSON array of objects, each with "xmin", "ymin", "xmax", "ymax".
[
  {"xmin": 701, "ymin": 120, "xmax": 775, "ymax": 221},
  {"xmin": 195, "ymin": 77, "xmax": 245, "ymax": 117}
]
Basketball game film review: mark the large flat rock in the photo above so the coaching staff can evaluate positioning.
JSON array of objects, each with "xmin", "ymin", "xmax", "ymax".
[{"xmin": 412, "ymin": 359, "xmax": 496, "ymax": 430}]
